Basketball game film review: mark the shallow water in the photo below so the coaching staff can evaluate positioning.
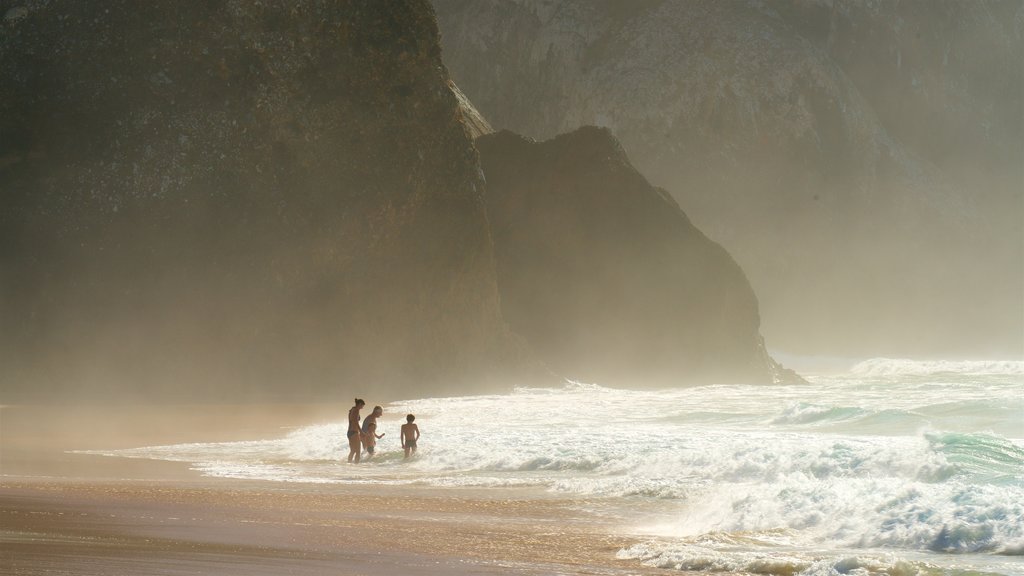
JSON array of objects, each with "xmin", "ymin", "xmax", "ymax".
[{"xmin": 81, "ymin": 358, "xmax": 1024, "ymax": 575}]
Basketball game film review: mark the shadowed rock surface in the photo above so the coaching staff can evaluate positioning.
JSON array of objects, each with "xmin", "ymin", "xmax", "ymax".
[
  {"xmin": 0, "ymin": 0, "xmax": 533, "ymax": 401},
  {"xmin": 477, "ymin": 128, "xmax": 797, "ymax": 385},
  {"xmin": 433, "ymin": 0, "xmax": 1024, "ymax": 358}
]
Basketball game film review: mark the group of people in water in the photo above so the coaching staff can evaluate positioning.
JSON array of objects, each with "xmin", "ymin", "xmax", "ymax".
[{"xmin": 346, "ymin": 398, "xmax": 420, "ymax": 463}]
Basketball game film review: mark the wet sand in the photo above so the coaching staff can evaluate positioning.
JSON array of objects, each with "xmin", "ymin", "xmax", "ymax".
[{"xmin": 1, "ymin": 404, "xmax": 666, "ymax": 575}]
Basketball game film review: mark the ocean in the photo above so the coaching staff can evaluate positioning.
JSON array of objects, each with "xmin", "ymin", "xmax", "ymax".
[{"xmin": 81, "ymin": 358, "xmax": 1023, "ymax": 576}]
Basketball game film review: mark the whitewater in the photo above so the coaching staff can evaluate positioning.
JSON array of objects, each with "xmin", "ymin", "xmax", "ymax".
[{"xmin": 82, "ymin": 358, "xmax": 1024, "ymax": 576}]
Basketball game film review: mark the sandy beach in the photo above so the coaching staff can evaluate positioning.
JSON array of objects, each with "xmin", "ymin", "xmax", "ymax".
[{"xmin": 1, "ymin": 404, "xmax": 666, "ymax": 576}]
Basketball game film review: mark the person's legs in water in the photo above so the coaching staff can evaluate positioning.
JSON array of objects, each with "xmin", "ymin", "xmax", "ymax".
[
  {"xmin": 347, "ymin": 430, "xmax": 361, "ymax": 463},
  {"xmin": 362, "ymin": 433, "xmax": 376, "ymax": 459}
]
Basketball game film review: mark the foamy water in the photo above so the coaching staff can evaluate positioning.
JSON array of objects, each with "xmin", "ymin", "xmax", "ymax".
[{"xmin": 80, "ymin": 358, "xmax": 1024, "ymax": 575}]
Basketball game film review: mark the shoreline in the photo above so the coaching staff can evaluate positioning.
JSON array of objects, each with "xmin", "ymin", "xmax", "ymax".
[
  {"xmin": 0, "ymin": 403, "xmax": 666, "ymax": 575},
  {"xmin": 1, "ymin": 402, "xmax": 347, "ymax": 481},
  {"xmin": 1, "ymin": 476, "xmax": 664, "ymax": 575}
]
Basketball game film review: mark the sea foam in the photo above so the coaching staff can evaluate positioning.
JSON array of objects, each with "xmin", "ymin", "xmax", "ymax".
[
  {"xmin": 850, "ymin": 358, "xmax": 1024, "ymax": 377},
  {"xmin": 78, "ymin": 366, "xmax": 1024, "ymax": 574}
]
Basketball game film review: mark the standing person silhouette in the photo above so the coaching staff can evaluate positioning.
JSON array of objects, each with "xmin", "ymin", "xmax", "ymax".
[
  {"xmin": 401, "ymin": 414, "xmax": 420, "ymax": 459},
  {"xmin": 347, "ymin": 399, "xmax": 365, "ymax": 463},
  {"xmin": 361, "ymin": 405, "xmax": 385, "ymax": 459}
]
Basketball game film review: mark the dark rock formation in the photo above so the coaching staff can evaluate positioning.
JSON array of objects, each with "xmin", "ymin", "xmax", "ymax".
[
  {"xmin": 432, "ymin": 0, "xmax": 1024, "ymax": 358},
  {"xmin": 477, "ymin": 128, "xmax": 796, "ymax": 385},
  {"xmin": 0, "ymin": 0, "xmax": 532, "ymax": 401}
]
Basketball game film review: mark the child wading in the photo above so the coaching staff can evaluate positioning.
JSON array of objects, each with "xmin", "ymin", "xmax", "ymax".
[{"xmin": 401, "ymin": 414, "xmax": 420, "ymax": 459}]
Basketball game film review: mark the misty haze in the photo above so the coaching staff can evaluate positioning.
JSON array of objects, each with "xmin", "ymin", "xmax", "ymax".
[{"xmin": 2, "ymin": 1, "xmax": 1021, "ymax": 576}]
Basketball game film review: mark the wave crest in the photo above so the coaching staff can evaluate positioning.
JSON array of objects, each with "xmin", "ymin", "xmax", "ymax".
[{"xmin": 850, "ymin": 358, "xmax": 1024, "ymax": 376}]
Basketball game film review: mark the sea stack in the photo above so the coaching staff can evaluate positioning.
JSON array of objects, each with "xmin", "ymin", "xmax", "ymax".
[
  {"xmin": 433, "ymin": 0, "xmax": 1024, "ymax": 359},
  {"xmin": 477, "ymin": 127, "xmax": 797, "ymax": 386}
]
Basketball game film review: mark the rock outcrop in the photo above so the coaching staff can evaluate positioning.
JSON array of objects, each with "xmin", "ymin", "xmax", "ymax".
[
  {"xmin": 0, "ymin": 0, "xmax": 531, "ymax": 401},
  {"xmin": 451, "ymin": 82, "xmax": 495, "ymax": 138},
  {"xmin": 477, "ymin": 128, "xmax": 796, "ymax": 386},
  {"xmin": 432, "ymin": 0, "xmax": 1024, "ymax": 358}
]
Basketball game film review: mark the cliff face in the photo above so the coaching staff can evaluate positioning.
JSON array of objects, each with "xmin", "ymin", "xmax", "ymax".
[
  {"xmin": 478, "ymin": 128, "xmax": 795, "ymax": 386},
  {"xmin": 0, "ymin": 0, "xmax": 527, "ymax": 401},
  {"xmin": 433, "ymin": 0, "xmax": 1024, "ymax": 358}
]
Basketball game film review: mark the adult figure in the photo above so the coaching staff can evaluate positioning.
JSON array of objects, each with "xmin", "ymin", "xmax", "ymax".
[
  {"xmin": 361, "ymin": 405, "xmax": 384, "ymax": 459},
  {"xmin": 347, "ymin": 398, "xmax": 365, "ymax": 463}
]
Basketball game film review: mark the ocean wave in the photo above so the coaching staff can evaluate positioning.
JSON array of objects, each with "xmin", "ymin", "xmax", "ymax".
[
  {"xmin": 77, "ymin": 373, "xmax": 1023, "ymax": 568},
  {"xmin": 617, "ymin": 543, "xmax": 930, "ymax": 575},
  {"xmin": 511, "ymin": 380, "xmax": 614, "ymax": 395},
  {"xmin": 550, "ymin": 475, "xmax": 693, "ymax": 499},
  {"xmin": 853, "ymin": 408, "xmax": 931, "ymax": 433},
  {"xmin": 767, "ymin": 400, "xmax": 1024, "ymax": 439},
  {"xmin": 927, "ymin": 431, "xmax": 1024, "ymax": 485},
  {"xmin": 850, "ymin": 358, "xmax": 1024, "ymax": 377},
  {"xmin": 919, "ymin": 398, "xmax": 1024, "ymax": 418},
  {"xmin": 770, "ymin": 402, "xmax": 870, "ymax": 425},
  {"xmin": 424, "ymin": 433, "xmax": 954, "ymax": 485},
  {"xmin": 92, "ymin": 425, "xmax": 1007, "ymax": 489},
  {"xmin": 673, "ymin": 473, "xmax": 1024, "ymax": 555}
]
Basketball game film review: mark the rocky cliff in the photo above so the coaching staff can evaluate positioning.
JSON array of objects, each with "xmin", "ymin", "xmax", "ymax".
[
  {"xmin": 433, "ymin": 0, "xmax": 1024, "ymax": 358},
  {"xmin": 478, "ymin": 128, "xmax": 796, "ymax": 385},
  {"xmin": 0, "ymin": 0, "xmax": 530, "ymax": 401}
]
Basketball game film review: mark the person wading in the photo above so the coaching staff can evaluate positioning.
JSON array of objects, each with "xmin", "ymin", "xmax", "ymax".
[
  {"xmin": 361, "ymin": 405, "xmax": 385, "ymax": 460},
  {"xmin": 347, "ymin": 398, "xmax": 366, "ymax": 463}
]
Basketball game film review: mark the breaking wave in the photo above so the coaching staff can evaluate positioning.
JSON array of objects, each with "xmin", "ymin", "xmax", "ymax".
[
  {"xmin": 850, "ymin": 358, "xmax": 1024, "ymax": 377},
  {"xmin": 77, "ymin": 369, "xmax": 1024, "ymax": 574}
]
